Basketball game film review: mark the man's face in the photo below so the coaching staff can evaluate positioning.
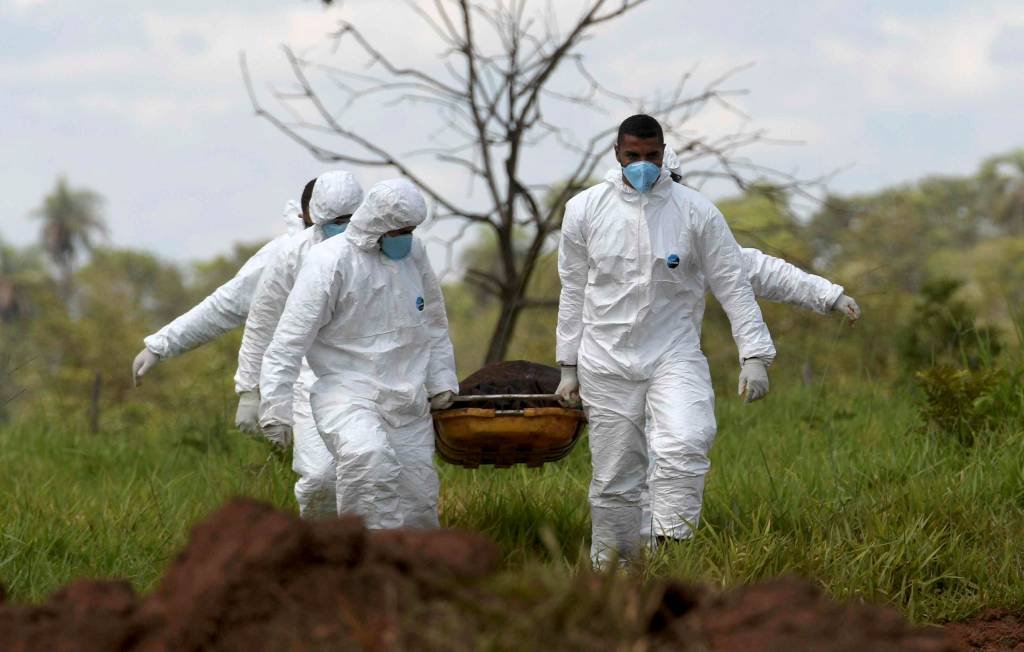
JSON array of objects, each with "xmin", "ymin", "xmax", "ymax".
[
  {"xmin": 614, "ymin": 134, "xmax": 664, "ymax": 169},
  {"xmin": 332, "ymin": 214, "xmax": 352, "ymax": 226},
  {"xmin": 384, "ymin": 226, "xmax": 416, "ymax": 237}
]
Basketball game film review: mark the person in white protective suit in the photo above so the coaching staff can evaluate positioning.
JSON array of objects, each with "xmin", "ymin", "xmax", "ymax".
[
  {"xmin": 233, "ymin": 171, "xmax": 364, "ymax": 519},
  {"xmin": 555, "ymin": 114, "xmax": 777, "ymax": 566},
  {"xmin": 628, "ymin": 147, "xmax": 862, "ymax": 542},
  {"xmin": 259, "ymin": 178, "xmax": 458, "ymax": 529},
  {"xmin": 662, "ymin": 144, "xmax": 862, "ymax": 326},
  {"xmin": 633, "ymin": 245, "xmax": 861, "ymax": 543},
  {"xmin": 131, "ymin": 186, "xmax": 313, "ymax": 385}
]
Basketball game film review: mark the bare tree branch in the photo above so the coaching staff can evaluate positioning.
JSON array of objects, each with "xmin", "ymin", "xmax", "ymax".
[{"xmin": 244, "ymin": 0, "xmax": 821, "ymax": 362}]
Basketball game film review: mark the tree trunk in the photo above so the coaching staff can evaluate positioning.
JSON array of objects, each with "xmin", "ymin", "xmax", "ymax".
[
  {"xmin": 59, "ymin": 261, "xmax": 74, "ymax": 309},
  {"xmin": 483, "ymin": 226, "xmax": 555, "ymax": 364},
  {"xmin": 483, "ymin": 293, "xmax": 526, "ymax": 364}
]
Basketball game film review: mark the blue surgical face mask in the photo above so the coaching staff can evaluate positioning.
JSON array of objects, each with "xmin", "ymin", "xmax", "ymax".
[
  {"xmin": 622, "ymin": 161, "xmax": 661, "ymax": 194},
  {"xmin": 321, "ymin": 221, "xmax": 349, "ymax": 239},
  {"xmin": 381, "ymin": 233, "xmax": 414, "ymax": 260}
]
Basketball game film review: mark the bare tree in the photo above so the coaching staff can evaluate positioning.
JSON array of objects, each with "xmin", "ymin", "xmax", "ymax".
[{"xmin": 244, "ymin": 0, "xmax": 815, "ymax": 363}]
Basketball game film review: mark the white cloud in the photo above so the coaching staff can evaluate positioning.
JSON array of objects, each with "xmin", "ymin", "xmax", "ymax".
[
  {"xmin": 76, "ymin": 93, "xmax": 233, "ymax": 127},
  {"xmin": 7, "ymin": 0, "xmax": 45, "ymax": 9},
  {"xmin": 0, "ymin": 50, "xmax": 138, "ymax": 82},
  {"xmin": 0, "ymin": 6, "xmax": 357, "ymax": 131},
  {"xmin": 817, "ymin": 4, "xmax": 1024, "ymax": 103}
]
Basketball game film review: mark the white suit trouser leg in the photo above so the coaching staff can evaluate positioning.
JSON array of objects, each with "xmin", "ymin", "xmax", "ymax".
[
  {"xmin": 581, "ymin": 355, "xmax": 716, "ymax": 565},
  {"xmin": 646, "ymin": 356, "xmax": 716, "ymax": 540},
  {"xmin": 314, "ymin": 400, "xmax": 439, "ymax": 529},
  {"xmin": 290, "ymin": 371, "xmax": 337, "ymax": 519},
  {"xmin": 580, "ymin": 367, "xmax": 648, "ymax": 565}
]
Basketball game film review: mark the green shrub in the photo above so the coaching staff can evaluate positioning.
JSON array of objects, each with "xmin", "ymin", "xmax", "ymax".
[
  {"xmin": 915, "ymin": 364, "xmax": 1022, "ymax": 445},
  {"xmin": 897, "ymin": 279, "xmax": 1001, "ymax": 372}
]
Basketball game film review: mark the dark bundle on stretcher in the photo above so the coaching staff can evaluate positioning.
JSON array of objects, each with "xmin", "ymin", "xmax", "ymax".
[{"xmin": 433, "ymin": 360, "xmax": 586, "ymax": 468}]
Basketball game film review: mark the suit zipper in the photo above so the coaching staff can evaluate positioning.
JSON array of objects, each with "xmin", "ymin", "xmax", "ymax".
[{"xmin": 632, "ymin": 200, "xmax": 644, "ymax": 359}]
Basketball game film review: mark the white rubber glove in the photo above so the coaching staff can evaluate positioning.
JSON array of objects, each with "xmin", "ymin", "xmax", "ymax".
[
  {"xmin": 556, "ymin": 365, "xmax": 581, "ymax": 407},
  {"xmin": 832, "ymin": 294, "xmax": 861, "ymax": 323},
  {"xmin": 234, "ymin": 390, "xmax": 261, "ymax": 435},
  {"xmin": 429, "ymin": 390, "xmax": 456, "ymax": 411},
  {"xmin": 262, "ymin": 423, "xmax": 293, "ymax": 451},
  {"xmin": 738, "ymin": 358, "xmax": 770, "ymax": 403},
  {"xmin": 132, "ymin": 348, "xmax": 161, "ymax": 387}
]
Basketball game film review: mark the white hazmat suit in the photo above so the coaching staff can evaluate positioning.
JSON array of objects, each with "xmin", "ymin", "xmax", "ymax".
[
  {"xmin": 260, "ymin": 179, "xmax": 458, "ymax": 529},
  {"xmin": 557, "ymin": 167, "xmax": 776, "ymax": 565},
  {"xmin": 138, "ymin": 204, "xmax": 305, "ymax": 366},
  {"xmin": 236, "ymin": 171, "xmax": 364, "ymax": 519},
  {"xmin": 735, "ymin": 249, "xmax": 845, "ymax": 315},
  {"xmin": 637, "ymin": 246, "xmax": 849, "ymax": 542},
  {"xmin": 626, "ymin": 146, "xmax": 855, "ymax": 546},
  {"xmin": 661, "ymin": 146, "xmax": 847, "ymax": 322}
]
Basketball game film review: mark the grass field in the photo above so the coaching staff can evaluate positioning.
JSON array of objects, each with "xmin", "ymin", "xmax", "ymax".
[{"xmin": 1, "ymin": 381, "xmax": 1023, "ymax": 623}]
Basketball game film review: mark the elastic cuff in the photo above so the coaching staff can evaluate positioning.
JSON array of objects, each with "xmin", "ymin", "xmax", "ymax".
[
  {"xmin": 426, "ymin": 383, "xmax": 458, "ymax": 397},
  {"xmin": 142, "ymin": 336, "xmax": 171, "ymax": 360},
  {"xmin": 826, "ymin": 285, "xmax": 845, "ymax": 311}
]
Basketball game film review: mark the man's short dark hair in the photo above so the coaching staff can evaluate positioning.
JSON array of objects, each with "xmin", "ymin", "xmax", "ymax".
[
  {"xmin": 617, "ymin": 114, "xmax": 663, "ymax": 143},
  {"xmin": 300, "ymin": 177, "xmax": 317, "ymax": 216}
]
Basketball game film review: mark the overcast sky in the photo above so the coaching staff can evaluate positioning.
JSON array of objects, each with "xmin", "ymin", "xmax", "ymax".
[{"xmin": 2, "ymin": 0, "xmax": 1023, "ymax": 272}]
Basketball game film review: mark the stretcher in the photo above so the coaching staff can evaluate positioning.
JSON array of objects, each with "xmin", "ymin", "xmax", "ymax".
[{"xmin": 432, "ymin": 394, "xmax": 586, "ymax": 468}]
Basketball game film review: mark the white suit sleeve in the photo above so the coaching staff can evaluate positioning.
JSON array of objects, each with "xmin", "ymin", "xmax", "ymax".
[
  {"xmin": 416, "ymin": 248, "xmax": 458, "ymax": 396},
  {"xmin": 143, "ymin": 237, "xmax": 283, "ymax": 359},
  {"xmin": 259, "ymin": 252, "xmax": 336, "ymax": 427},
  {"xmin": 234, "ymin": 245, "xmax": 300, "ymax": 394},
  {"xmin": 699, "ymin": 209, "xmax": 776, "ymax": 364},
  {"xmin": 556, "ymin": 200, "xmax": 588, "ymax": 366},
  {"xmin": 741, "ymin": 248, "xmax": 844, "ymax": 315}
]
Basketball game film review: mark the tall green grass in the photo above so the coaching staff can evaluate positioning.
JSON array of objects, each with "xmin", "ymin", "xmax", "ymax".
[
  {"xmin": 1, "ymin": 382, "xmax": 1023, "ymax": 622},
  {"xmin": 0, "ymin": 415, "xmax": 294, "ymax": 599},
  {"xmin": 440, "ymin": 382, "xmax": 1024, "ymax": 622}
]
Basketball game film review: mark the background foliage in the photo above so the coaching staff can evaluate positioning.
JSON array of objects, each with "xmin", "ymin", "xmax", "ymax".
[{"xmin": 2, "ymin": 153, "xmax": 1023, "ymax": 620}]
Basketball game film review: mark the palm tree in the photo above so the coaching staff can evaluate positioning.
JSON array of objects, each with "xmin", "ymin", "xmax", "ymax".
[{"xmin": 30, "ymin": 177, "xmax": 107, "ymax": 300}]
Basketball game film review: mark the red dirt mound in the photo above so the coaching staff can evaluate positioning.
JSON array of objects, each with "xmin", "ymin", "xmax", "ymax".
[
  {"xmin": 694, "ymin": 577, "xmax": 954, "ymax": 651},
  {"xmin": 0, "ymin": 499, "xmax": 500, "ymax": 651},
  {"xmin": 0, "ymin": 579, "xmax": 141, "ymax": 651},
  {"xmin": 946, "ymin": 610, "xmax": 1024, "ymax": 651},
  {"xmin": 0, "ymin": 499, "xmax": 964, "ymax": 651}
]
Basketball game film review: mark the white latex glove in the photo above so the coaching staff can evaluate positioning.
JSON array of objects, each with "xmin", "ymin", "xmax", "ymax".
[
  {"xmin": 234, "ymin": 390, "xmax": 261, "ymax": 435},
  {"xmin": 738, "ymin": 358, "xmax": 770, "ymax": 403},
  {"xmin": 832, "ymin": 294, "xmax": 861, "ymax": 323},
  {"xmin": 132, "ymin": 348, "xmax": 161, "ymax": 387},
  {"xmin": 556, "ymin": 365, "xmax": 581, "ymax": 407},
  {"xmin": 430, "ymin": 390, "xmax": 456, "ymax": 411},
  {"xmin": 262, "ymin": 423, "xmax": 293, "ymax": 451}
]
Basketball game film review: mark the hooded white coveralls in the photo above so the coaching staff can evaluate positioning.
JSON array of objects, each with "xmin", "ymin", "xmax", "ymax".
[
  {"xmin": 626, "ymin": 146, "xmax": 843, "ymax": 545},
  {"xmin": 260, "ymin": 179, "xmax": 458, "ymax": 529},
  {"xmin": 236, "ymin": 171, "xmax": 364, "ymax": 519},
  {"xmin": 557, "ymin": 168, "xmax": 776, "ymax": 564},
  {"xmin": 143, "ymin": 204, "xmax": 305, "ymax": 359},
  {"xmin": 636, "ymin": 246, "xmax": 844, "ymax": 541}
]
